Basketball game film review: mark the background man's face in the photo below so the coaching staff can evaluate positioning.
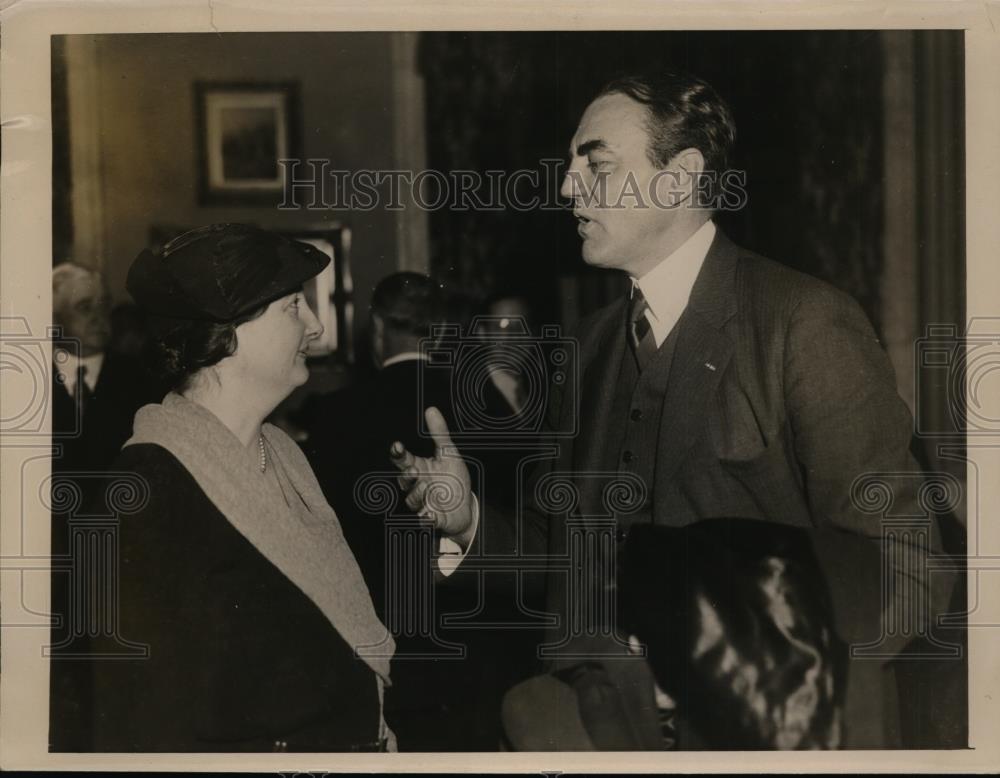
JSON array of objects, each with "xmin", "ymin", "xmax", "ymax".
[
  {"xmin": 561, "ymin": 93, "xmax": 680, "ymax": 277},
  {"xmin": 55, "ymin": 276, "xmax": 111, "ymax": 356}
]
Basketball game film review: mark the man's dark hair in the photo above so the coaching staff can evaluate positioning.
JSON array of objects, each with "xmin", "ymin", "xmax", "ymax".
[
  {"xmin": 370, "ymin": 272, "xmax": 446, "ymax": 338},
  {"xmin": 597, "ymin": 70, "xmax": 736, "ymax": 174}
]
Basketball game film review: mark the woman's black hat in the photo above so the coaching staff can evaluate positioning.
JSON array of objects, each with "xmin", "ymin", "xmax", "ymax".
[{"xmin": 127, "ymin": 223, "xmax": 329, "ymax": 322}]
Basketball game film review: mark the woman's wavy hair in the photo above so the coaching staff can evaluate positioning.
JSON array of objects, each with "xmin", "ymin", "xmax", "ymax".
[{"xmin": 149, "ymin": 306, "xmax": 266, "ymax": 394}]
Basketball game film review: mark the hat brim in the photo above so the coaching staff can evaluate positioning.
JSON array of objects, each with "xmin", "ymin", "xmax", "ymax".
[{"xmin": 126, "ymin": 227, "xmax": 331, "ymax": 323}]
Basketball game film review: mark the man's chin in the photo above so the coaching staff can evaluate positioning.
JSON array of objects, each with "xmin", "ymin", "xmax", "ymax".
[{"xmin": 581, "ymin": 242, "xmax": 614, "ymax": 269}]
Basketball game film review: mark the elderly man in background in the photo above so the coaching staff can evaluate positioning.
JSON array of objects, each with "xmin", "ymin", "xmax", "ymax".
[{"xmin": 51, "ymin": 262, "xmax": 157, "ymax": 474}]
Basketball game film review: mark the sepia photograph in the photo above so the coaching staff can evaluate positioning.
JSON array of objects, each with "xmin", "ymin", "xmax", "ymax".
[{"xmin": 1, "ymin": 1, "xmax": 998, "ymax": 773}]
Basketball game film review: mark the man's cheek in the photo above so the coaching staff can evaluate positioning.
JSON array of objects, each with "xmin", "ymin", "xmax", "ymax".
[{"xmin": 588, "ymin": 171, "xmax": 617, "ymax": 209}]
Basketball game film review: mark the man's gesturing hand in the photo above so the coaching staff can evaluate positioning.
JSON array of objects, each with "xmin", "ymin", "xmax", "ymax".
[{"xmin": 390, "ymin": 407, "xmax": 475, "ymax": 548}]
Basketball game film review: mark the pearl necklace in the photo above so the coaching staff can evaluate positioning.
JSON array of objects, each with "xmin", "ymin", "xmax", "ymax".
[{"xmin": 258, "ymin": 434, "xmax": 267, "ymax": 473}]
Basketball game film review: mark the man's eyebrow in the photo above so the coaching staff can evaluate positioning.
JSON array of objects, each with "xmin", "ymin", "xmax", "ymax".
[{"xmin": 573, "ymin": 138, "xmax": 610, "ymax": 157}]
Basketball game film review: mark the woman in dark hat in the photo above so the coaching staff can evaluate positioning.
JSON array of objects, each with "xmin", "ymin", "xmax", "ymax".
[{"xmin": 87, "ymin": 224, "xmax": 395, "ymax": 752}]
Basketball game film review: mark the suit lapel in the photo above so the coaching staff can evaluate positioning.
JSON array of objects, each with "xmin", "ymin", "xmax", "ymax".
[
  {"xmin": 653, "ymin": 310, "xmax": 733, "ymax": 489},
  {"xmin": 653, "ymin": 229, "xmax": 740, "ymax": 500},
  {"xmin": 90, "ymin": 354, "xmax": 112, "ymax": 401},
  {"xmin": 573, "ymin": 300, "xmax": 627, "ymax": 477}
]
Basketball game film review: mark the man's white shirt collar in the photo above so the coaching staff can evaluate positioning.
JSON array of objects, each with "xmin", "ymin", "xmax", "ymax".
[
  {"xmin": 54, "ymin": 348, "xmax": 104, "ymax": 395},
  {"xmin": 632, "ymin": 220, "xmax": 716, "ymax": 347}
]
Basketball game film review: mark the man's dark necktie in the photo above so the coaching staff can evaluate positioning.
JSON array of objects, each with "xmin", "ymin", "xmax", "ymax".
[
  {"xmin": 74, "ymin": 364, "xmax": 92, "ymax": 416},
  {"xmin": 627, "ymin": 286, "xmax": 658, "ymax": 372}
]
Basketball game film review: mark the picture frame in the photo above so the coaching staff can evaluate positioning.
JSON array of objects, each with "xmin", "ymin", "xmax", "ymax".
[{"xmin": 194, "ymin": 81, "xmax": 300, "ymax": 205}]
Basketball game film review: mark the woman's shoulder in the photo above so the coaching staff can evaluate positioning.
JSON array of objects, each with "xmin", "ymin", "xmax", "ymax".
[
  {"xmin": 114, "ymin": 441, "xmax": 182, "ymax": 467},
  {"xmin": 109, "ymin": 443, "xmax": 212, "ymax": 516},
  {"xmin": 113, "ymin": 442, "xmax": 194, "ymax": 483}
]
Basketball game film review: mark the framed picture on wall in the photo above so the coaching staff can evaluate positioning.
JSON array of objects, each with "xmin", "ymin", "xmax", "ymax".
[{"xmin": 194, "ymin": 81, "xmax": 300, "ymax": 205}]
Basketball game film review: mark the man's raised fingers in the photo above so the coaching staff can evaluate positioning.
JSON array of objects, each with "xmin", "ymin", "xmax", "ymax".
[
  {"xmin": 390, "ymin": 441, "xmax": 416, "ymax": 472},
  {"xmin": 396, "ymin": 465, "xmax": 418, "ymax": 492},
  {"xmin": 424, "ymin": 406, "xmax": 456, "ymax": 453},
  {"xmin": 404, "ymin": 479, "xmax": 428, "ymax": 513}
]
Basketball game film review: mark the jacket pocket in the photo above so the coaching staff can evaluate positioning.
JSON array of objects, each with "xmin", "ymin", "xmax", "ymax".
[
  {"xmin": 706, "ymin": 383, "xmax": 769, "ymax": 463},
  {"xmin": 716, "ymin": 441, "xmax": 812, "ymax": 526}
]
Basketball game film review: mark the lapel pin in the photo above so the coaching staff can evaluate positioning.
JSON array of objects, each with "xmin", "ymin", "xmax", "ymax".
[{"xmin": 704, "ymin": 362, "xmax": 717, "ymax": 371}]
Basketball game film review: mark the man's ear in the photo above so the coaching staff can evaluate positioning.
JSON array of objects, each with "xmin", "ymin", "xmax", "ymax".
[
  {"xmin": 670, "ymin": 147, "xmax": 707, "ymax": 206},
  {"xmin": 673, "ymin": 147, "xmax": 706, "ymax": 176}
]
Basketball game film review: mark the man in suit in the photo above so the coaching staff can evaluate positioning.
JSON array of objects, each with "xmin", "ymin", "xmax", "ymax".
[
  {"xmin": 50, "ymin": 262, "xmax": 158, "ymax": 751},
  {"xmin": 393, "ymin": 70, "xmax": 955, "ymax": 748},
  {"xmin": 303, "ymin": 272, "xmax": 534, "ymax": 750}
]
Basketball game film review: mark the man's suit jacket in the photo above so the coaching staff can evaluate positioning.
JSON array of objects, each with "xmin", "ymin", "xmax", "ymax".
[
  {"xmin": 514, "ymin": 228, "xmax": 954, "ymax": 747},
  {"xmin": 51, "ymin": 351, "xmax": 157, "ymax": 476}
]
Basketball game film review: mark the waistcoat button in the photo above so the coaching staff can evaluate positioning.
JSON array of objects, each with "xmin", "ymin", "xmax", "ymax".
[
  {"xmin": 622, "ymin": 450, "xmax": 635, "ymax": 463},
  {"xmin": 630, "ymin": 408, "xmax": 643, "ymax": 421}
]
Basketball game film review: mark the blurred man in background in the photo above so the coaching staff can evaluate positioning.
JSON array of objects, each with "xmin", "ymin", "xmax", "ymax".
[
  {"xmin": 303, "ymin": 271, "xmax": 534, "ymax": 750},
  {"xmin": 472, "ymin": 293, "xmax": 538, "ymax": 416}
]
